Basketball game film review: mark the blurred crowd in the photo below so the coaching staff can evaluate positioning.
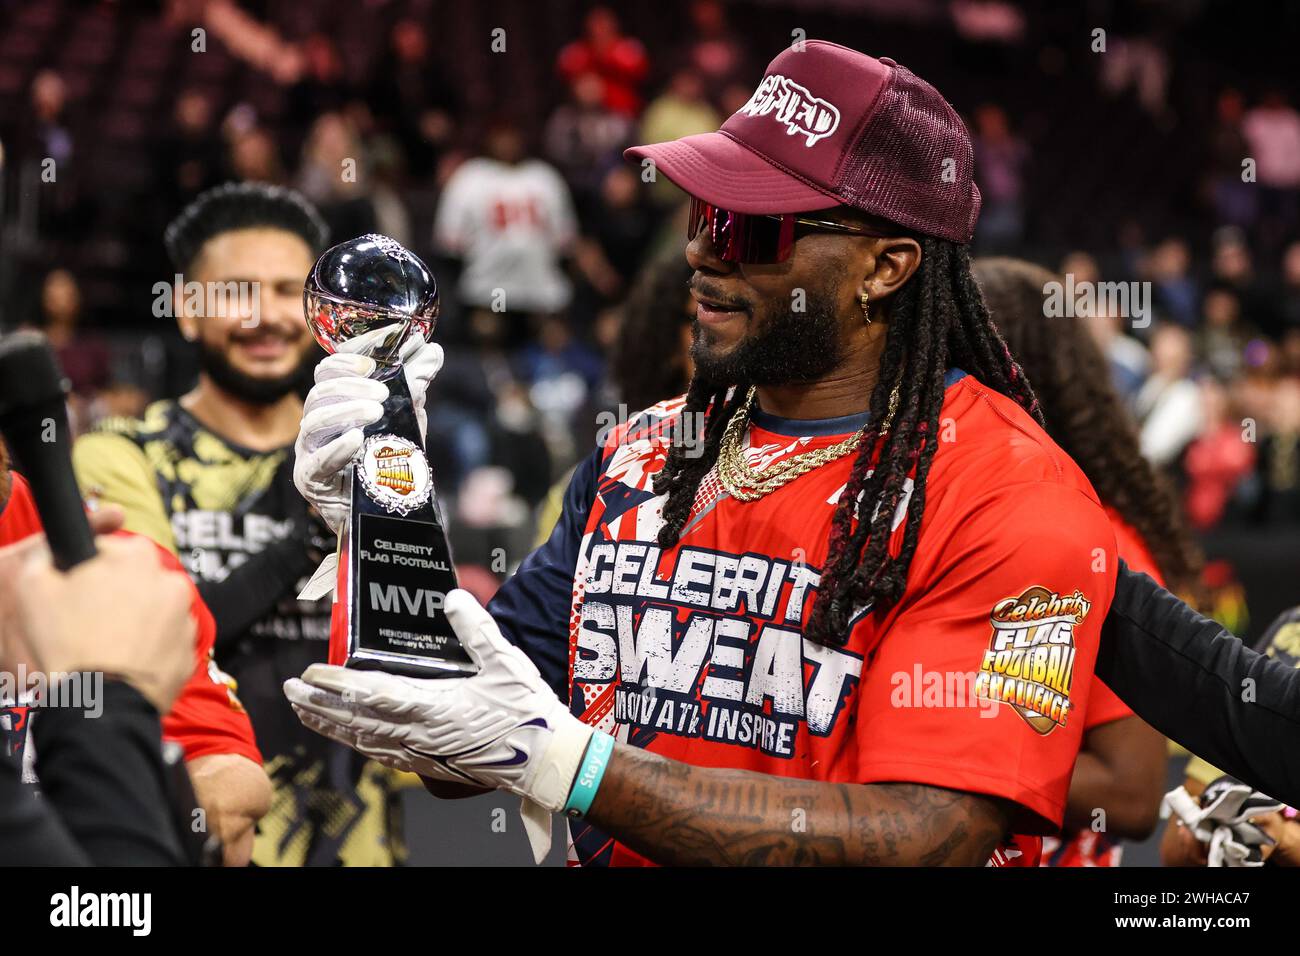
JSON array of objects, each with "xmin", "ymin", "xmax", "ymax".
[
  {"xmin": 1069, "ymin": 231, "xmax": 1300, "ymax": 533},
  {"xmin": 2, "ymin": 0, "xmax": 1299, "ymax": 588}
]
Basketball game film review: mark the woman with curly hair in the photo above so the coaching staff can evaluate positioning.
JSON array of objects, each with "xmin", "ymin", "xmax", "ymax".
[
  {"xmin": 611, "ymin": 253, "xmax": 696, "ymax": 412},
  {"xmin": 976, "ymin": 256, "xmax": 1202, "ymax": 867}
]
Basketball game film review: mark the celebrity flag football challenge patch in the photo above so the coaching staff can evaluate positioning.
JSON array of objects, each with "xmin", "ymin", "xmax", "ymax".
[{"xmin": 974, "ymin": 586, "xmax": 1091, "ymax": 734}]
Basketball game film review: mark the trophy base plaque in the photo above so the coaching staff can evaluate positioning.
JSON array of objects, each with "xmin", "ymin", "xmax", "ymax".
[{"xmin": 329, "ymin": 377, "xmax": 475, "ymax": 678}]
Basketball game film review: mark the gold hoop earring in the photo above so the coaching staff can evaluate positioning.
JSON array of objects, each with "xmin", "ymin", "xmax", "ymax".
[{"xmin": 860, "ymin": 291, "xmax": 871, "ymax": 326}]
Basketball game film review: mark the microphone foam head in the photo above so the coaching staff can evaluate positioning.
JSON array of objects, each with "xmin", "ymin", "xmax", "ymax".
[{"xmin": 0, "ymin": 330, "xmax": 67, "ymax": 418}]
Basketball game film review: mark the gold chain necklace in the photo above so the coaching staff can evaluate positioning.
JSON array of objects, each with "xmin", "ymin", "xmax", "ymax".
[{"xmin": 715, "ymin": 385, "xmax": 900, "ymax": 502}]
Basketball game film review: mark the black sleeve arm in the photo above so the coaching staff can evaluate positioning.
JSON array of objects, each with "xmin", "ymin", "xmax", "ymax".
[
  {"xmin": 488, "ymin": 447, "xmax": 602, "ymax": 698},
  {"xmin": 200, "ymin": 534, "xmax": 318, "ymax": 652},
  {"xmin": 30, "ymin": 677, "xmax": 188, "ymax": 865},
  {"xmin": 0, "ymin": 751, "xmax": 91, "ymax": 865},
  {"xmin": 1095, "ymin": 561, "xmax": 1300, "ymax": 806}
]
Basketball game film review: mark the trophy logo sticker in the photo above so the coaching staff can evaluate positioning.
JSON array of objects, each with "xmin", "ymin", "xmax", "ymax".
[{"xmin": 358, "ymin": 434, "xmax": 431, "ymax": 515}]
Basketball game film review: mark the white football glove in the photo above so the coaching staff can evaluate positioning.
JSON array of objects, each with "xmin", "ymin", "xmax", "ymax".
[
  {"xmin": 293, "ymin": 333, "xmax": 443, "ymax": 533},
  {"xmin": 283, "ymin": 589, "xmax": 597, "ymax": 863},
  {"xmin": 1162, "ymin": 778, "xmax": 1284, "ymax": 867}
]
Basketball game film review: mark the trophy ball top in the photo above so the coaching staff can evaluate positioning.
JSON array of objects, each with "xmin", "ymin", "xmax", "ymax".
[{"xmin": 304, "ymin": 234, "xmax": 439, "ymax": 375}]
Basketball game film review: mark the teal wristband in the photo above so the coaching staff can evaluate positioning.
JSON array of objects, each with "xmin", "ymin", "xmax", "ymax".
[{"xmin": 563, "ymin": 731, "xmax": 615, "ymax": 818}]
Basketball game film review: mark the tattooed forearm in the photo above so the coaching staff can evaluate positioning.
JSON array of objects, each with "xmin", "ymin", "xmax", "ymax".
[{"xmin": 585, "ymin": 744, "xmax": 1012, "ymax": 866}]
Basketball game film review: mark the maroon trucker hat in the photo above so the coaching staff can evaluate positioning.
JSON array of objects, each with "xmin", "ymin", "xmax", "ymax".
[{"xmin": 625, "ymin": 41, "xmax": 981, "ymax": 244}]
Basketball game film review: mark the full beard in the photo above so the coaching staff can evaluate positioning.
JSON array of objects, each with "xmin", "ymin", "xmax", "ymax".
[
  {"xmin": 690, "ymin": 287, "xmax": 845, "ymax": 388},
  {"xmin": 198, "ymin": 339, "xmax": 317, "ymax": 406}
]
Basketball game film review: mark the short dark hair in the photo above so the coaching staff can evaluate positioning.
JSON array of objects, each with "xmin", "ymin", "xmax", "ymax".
[{"xmin": 163, "ymin": 181, "xmax": 329, "ymax": 271}]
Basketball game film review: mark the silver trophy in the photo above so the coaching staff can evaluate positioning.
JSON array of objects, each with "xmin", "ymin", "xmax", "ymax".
[
  {"xmin": 305, "ymin": 234, "xmax": 474, "ymax": 677},
  {"xmin": 305, "ymin": 233, "xmax": 438, "ymax": 378}
]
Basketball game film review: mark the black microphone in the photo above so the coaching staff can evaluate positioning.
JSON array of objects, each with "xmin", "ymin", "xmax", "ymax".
[{"xmin": 0, "ymin": 331, "xmax": 97, "ymax": 569}]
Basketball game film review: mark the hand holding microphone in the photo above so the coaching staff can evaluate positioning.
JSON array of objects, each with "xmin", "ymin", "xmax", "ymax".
[
  {"xmin": 0, "ymin": 533, "xmax": 196, "ymax": 714},
  {"xmin": 0, "ymin": 330, "xmax": 195, "ymax": 714}
]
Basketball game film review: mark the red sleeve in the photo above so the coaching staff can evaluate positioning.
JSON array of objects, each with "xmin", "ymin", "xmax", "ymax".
[
  {"xmin": 1105, "ymin": 509, "xmax": 1165, "ymax": 585},
  {"xmin": 0, "ymin": 473, "xmax": 44, "ymax": 546},
  {"xmin": 148, "ymin": 543, "xmax": 263, "ymax": 765},
  {"xmin": 162, "ymin": 648, "xmax": 262, "ymax": 764},
  {"xmin": 1082, "ymin": 678, "xmax": 1132, "ymax": 730},
  {"xmin": 853, "ymin": 482, "xmax": 1116, "ymax": 834},
  {"xmin": 1082, "ymin": 512, "xmax": 1167, "ymax": 729}
]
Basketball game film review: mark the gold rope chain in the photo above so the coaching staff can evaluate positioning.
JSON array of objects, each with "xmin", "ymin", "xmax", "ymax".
[{"xmin": 715, "ymin": 384, "xmax": 900, "ymax": 502}]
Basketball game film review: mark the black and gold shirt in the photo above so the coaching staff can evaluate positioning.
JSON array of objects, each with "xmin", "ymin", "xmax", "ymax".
[{"xmin": 73, "ymin": 400, "xmax": 407, "ymax": 866}]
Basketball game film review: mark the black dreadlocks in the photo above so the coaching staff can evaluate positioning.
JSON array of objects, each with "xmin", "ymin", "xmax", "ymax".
[{"xmin": 653, "ymin": 238, "xmax": 1042, "ymax": 647}]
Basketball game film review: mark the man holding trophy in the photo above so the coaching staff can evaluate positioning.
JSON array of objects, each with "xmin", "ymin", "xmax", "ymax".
[
  {"xmin": 287, "ymin": 42, "xmax": 1300, "ymax": 868},
  {"xmin": 286, "ymin": 44, "xmax": 1125, "ymax": 867}
]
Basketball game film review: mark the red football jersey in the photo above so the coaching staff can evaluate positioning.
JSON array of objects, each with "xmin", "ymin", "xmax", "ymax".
[
  {"xmin": 520, "ymin": 371, "xmax": 1117, "ymax": 866},
  {"xmin": 0, "ymin": 472, "xmax": 261, "ymax": 766}
]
